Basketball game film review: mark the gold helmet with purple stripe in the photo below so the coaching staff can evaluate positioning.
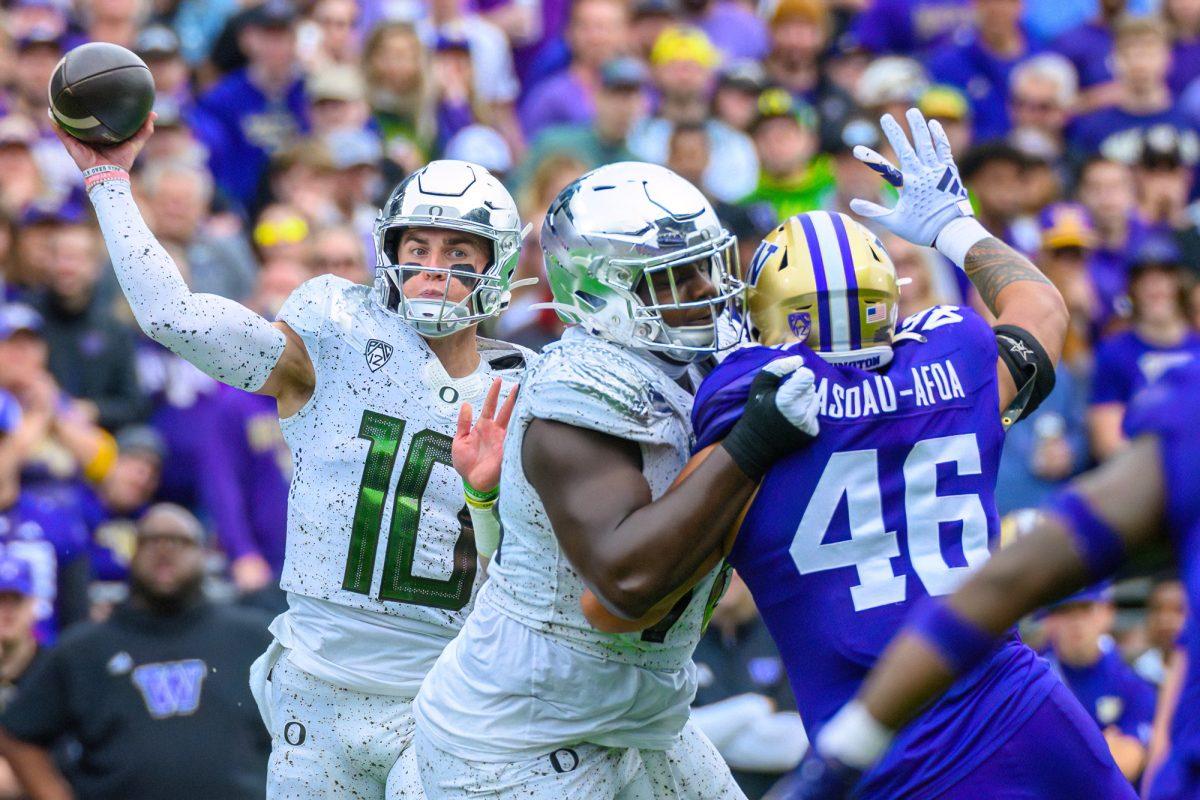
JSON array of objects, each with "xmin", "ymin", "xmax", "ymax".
[{"xmin": 744, "ymin": 210, "xmax": 900, "ymax": 369}]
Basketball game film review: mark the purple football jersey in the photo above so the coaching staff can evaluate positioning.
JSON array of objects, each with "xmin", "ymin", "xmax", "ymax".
[
  {"xmin": 693, "ymin": 305, "xmax": 1061, "ymax": 798},
  {"xmin": 1123, "ymin": 361, "xmax": 1200, "ymax": 779}
]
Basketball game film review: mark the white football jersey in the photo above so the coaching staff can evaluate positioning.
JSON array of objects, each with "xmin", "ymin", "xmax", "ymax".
[
  {"xmin": 413, "ymin": 327, "xmax": 727, "ymax": 759},
  {"xmin": 268, "ymin": 275, "xmax": 528, "ymax": 696}
]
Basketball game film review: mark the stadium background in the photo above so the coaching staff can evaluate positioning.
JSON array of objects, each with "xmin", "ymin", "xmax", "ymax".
[{"xmin": 0, "ymin": 0, "xmax": 1197, "ymax": 795}]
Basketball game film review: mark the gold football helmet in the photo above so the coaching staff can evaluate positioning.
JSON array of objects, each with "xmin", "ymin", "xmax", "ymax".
[{"xmin": 744, "ymin": 211, "xmax": 900, "ymax": 369}]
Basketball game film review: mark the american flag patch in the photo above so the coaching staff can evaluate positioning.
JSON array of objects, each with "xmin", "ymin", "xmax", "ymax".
[{"xmin": 865, "ymin": 303, "xmax": 886, "ymax": 323}]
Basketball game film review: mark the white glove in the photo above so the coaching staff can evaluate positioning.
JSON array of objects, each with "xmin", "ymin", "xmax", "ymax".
[
  {"xmin": 764, "ymin": 356, "xmax": 820, "ymax": 437},
  {"xmin": 850, "ymin": 108, "xmax": 976, "ymax": 248}
]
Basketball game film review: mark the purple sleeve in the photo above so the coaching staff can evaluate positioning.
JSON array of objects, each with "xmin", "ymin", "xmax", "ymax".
[
  {"xmin": 692, "ymin": 346, "xmax": 792, "ymax": 452},
  {"xmin": 1118, "ymin": 673, "xmax": 1157, "ymax": 742},
  {"xmin": 1088, "ymin": 338, "xmax": 1130, "ymax": 406},
  {"xmin": 200, "ymin": 393, "xmax": 261, "ymax": 562}
]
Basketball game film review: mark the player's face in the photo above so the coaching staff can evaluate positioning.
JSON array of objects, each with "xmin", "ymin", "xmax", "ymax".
[
  {"xmin": 638, "ymin": 256, "xmax": 720, "ymax": 329},
  {"xmin": 397, "ymin": 227, "xmax": 491, "ymax": 307},
  {"xmin": 0, "ymin": 592, "xmax": 35, "ymax": 640}
]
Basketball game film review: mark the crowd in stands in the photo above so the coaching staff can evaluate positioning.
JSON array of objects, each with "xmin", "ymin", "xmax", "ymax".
[{"xmin": 1, "ymin": 0, "xmax": 1198, "ymax": 795}]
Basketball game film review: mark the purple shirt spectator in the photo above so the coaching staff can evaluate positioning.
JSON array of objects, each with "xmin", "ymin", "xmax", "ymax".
[
  {"xmin": 519, "ymin": 70, "xmax": 595, "ymax": 138},
  {"xmin": 1067, "ymin": 106, "xmax": 1195, "ymax": 159},
  {"xmin": 698, "ymin": 1, "xmax": 769, "ymax": 61},
  {"xmin": 200, "ymin": 387, "xmax": 290, "ymax": 576},
  {"xmin": 852, "ymin": 0, "xmax": 972, "ymax": 54},
  {"xmin": 1050, "ymin": 20, "xmax": 1114, "ymax": 88},
  {"xmin": 928, "ymin": 30, "xmax": 1041, "ymax": 140},
  {"xmin": 1087, "ymin": 216, "xmax": 1155, "ymax": 329},
  {"xmin": 1090, "ymin": 328, "xmax": 1200, "ymax": 407},
  {"xmin": 1170, "ymin": 37, "xmax": 1200, "ymax": 97}
]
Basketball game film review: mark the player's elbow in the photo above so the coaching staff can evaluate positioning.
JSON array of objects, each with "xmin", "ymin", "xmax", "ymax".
[{"xmin": 590, "ymin": 569, "xmax": 663, "ymax": 621}]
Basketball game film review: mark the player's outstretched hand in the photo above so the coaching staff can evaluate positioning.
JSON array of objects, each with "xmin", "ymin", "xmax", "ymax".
[
  {"xmin": 764, "ymin": 750, "xmax": 862, "ymax": 800},
  {"xmin": 849, "ymin": 107, "xmax": 974, "ymax": 247},
  {"xmin": 453, "ymin": 377, "xmax": 519, "ymax": 494},
  {"xmin": 721, "ymin": 356, "xmax": 820, "ymax": 481},
  {"xmin": 50, "ymin": 111, "xmax": 155, "ymax": 173}
]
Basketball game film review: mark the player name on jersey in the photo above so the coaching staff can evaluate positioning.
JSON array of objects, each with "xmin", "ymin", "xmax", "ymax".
[{"xmin": 814, "ymin": 358, "xmax": 967, "ymax": 420}]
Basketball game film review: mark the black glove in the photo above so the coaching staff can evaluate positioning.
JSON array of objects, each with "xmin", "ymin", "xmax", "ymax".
[{"xmin": 721, "ymin": 355, "xmax": 820, "ymax": 481}]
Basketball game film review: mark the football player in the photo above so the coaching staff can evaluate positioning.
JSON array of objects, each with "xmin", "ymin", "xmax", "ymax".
[
  {"xmin": 54, "ymin": 117, "xmax": 530, "ymax": 799},
  {"xmin": 411, "ymin": 162, "xmax": 823, "ymax": 798},
  {"xmin": 596, "ymin": 109, "xmax": 1138, "ymax": 799}
]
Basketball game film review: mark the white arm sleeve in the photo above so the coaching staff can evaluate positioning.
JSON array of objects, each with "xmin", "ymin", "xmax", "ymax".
[{"xmin": 88, "ymin": 179, "xmax": 286, "ymax": 391}]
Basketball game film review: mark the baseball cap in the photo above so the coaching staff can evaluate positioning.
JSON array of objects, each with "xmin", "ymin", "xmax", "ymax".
[
  {"xmin": 443, "ymin": 125, "xmax": 513, "ymax": 174},
  {"xmin": 244, "ymin": 0, "xmax": 297, "ymax": 29},
  {"xmin": 434, "ymin": 32, "xmax": 471, "ymax": 53},
  {"xmin": 750, "ymin": 88, "xmax": 817, "ymax": 133},
  {"xmin": 0, "ymin": 557, "xmax": 33, "ymax": 597},
  {"xmin": 1130, "ymin": 233, "xmax": 1183, "ymax": 271},
  {"xmin": 0, "ymin": 304, "xmax": 44, "ymax": 341},
  {"xmin": 137, "ymin": 503, "xmax": 205, "ymax": 544},
  {"xmin": 918, "ymin": 85, "xmax": 970, "ymax": 122},
  {"xmin": 837, "ymin": 117, "xmax": 880, "ymax": 153},
  {"xmin": 0, "ymin": 390, "xmax": 21, "ymax": 437},
  {"xmin": 307, "ymin": 66, "xmax": 367, "ymax": 103},
  {"xmin": 770, "ymin": 0, "xmax": 828, "ymax": 27},
  {"xmin": 1137, "ymin": 123, "xmax": 1200, "ymax": 170},
  {"xmin": 649, "ymin": 26, "xmax": 721, "ymax": 69},
  {"xmin": 115, "ymin": 425, "xmax": 166, "ymax": 462},
  {"xmin": 717, "ymin": 59, "xmax": 768, "ymax": 94},
  {"xmin": 135, "ymin": 24, "xmax": 181, "ymax": 59},
  {"xmin": 600, "ymin": 57, "xmax": 649, "ymax": 90},
  {"xmin": 1046, "ymin": 582, "xmax": 1113, "ymax": 612},
  {"xmin": 16, "ymin": 25, "xmax": 63, "ymax": 51},
  {"xmin": 1038, "ymin": 203, "xmax": 1095, "ymax": 250},
  {"xmin": 0, "ymin": 116, "xmax": 37, "ymax": 149},
  {"xmin": 324, "ymin": 129, "xmax": 383, "ymax": 169},
  {"xmin": 855, "ymin": 56, "xmax": 929, "ymax": 108},
  {"xmin": 632, "ymin": 0, "xmax": 679, "ymax": 18},
  {"xmin": 18, "ymin": 197, "xmax": 85, "ymax": 227}
]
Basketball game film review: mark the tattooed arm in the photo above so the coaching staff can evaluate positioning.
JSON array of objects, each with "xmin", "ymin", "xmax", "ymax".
[{"xmin": 961, "ymin": 236, "xmax": 1068, "ymax": 411}]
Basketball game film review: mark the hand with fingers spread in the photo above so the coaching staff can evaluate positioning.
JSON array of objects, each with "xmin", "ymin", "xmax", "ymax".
[
  {"xmin": 453, "ymin": 377, "xmax": 520, "ymax": 494},
  {"xmin": 851, "ymin": 107, "xmax": 977, "ymax": 249}
]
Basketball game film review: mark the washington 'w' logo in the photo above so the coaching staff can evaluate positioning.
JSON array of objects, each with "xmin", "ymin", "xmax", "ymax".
[{"xmin": 131, "ymin": 659, "xmax": 208, "ymax": 719}]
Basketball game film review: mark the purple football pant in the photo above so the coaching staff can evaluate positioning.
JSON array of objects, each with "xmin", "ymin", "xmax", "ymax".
[{"xmin": 931, "ymin": 681, "xmax": 1138, "ymax": 800}]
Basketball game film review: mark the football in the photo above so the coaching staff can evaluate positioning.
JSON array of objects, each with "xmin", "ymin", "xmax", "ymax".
[{"xmin": 49, "ymin": 42, "xmax": 156, "ymax": 145}]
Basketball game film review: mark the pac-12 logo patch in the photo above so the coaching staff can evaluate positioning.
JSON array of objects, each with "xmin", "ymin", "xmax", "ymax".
[
  {"xmin": 787, "ymin": 311, "xmax": 811, "ymax": 338},
  {"xmin": 365, "ymin": 339, "xmax": 394, "ymax": 372}
]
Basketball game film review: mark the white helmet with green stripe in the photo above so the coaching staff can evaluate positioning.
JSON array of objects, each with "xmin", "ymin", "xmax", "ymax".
[{"xmin": 539, "ymin": 162, "xmax": 743, "ymax": 362}]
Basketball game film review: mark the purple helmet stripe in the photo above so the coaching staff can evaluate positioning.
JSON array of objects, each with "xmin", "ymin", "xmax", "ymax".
[
  {"xmin": 798, "ymin": 214, "xmax": 832, "ymax": 349},
  {"xmin": 830, "ymin": 213, "xmax": 862, "ymax": 350}
]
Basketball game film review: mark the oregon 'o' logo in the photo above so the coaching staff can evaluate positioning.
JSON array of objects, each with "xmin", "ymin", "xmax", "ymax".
[
  {"xmin": 439, "ymin": 386, "xmax": 460, "ymax": 404},
  {"xmin": 549, "ymin": 748, "xmax": 579, "ymax": 773},
  {"xmin": 284, "ymin": 721, "xmax": 306, "ymax": 746}
]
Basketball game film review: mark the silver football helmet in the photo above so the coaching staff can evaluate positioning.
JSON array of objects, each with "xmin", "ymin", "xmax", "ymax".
[
  {"xmin": 373, "ymin": 160, "xmax": 528, "ymax": 337},
  {"xmin": 539, "ymin": 162, "xmax": 743, "ymax": 361}
]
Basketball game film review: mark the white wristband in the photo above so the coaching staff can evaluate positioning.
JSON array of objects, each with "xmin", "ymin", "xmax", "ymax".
[
  {"xmin": 814, "ymin": 700, "xmax": 894, "ymax": 770},
  {"xmin": 934, "ymin": 217, "xmax": 991, "ymax": 268},
  {"xmin": 468, "ymin": 503, "xmax": 501, "ymax": 559}
]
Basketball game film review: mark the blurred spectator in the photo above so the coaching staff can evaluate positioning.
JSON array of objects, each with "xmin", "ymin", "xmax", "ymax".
[
  {"xmin": 82, "ymin": 0, "xmax": 146, "ymax": 51},
  {"xmin": 691, "ymin": 573, "xmax": 805, "ymax": 799},
  {"xmin": 958, "ymin": 141, "xmax": 1037, "ymax": 253},
  {"xmin": 712, "ymin": 60, "xmax": 769, "ymax": 133},
  {"xmin": 1165, "ymin": 0, "xmax": 1200, "ymax": 97},
  {"xmin": 927, "ymin": 0, "xmax": 1039, "ymax": 141},
  {"xmin": 444, "ymin": 124, "xmax": 514, "ymax": 183},
  {"xmin": 307, "ymin": 224, "xmax": 371, "ymax": 285},
  {"xmin": 1134, "ymin": 579, "xmax": 1187, "ymax": 685},
  {"xmin": 323, "ymin": 128, "xmax": 385, "ymax": 241},
  {"xmin": 1132, "ymin": 124, "xmax": 1200, "ymax": 267},
  {"xmin": 140, "ymin": 163, "xmax": 258, "ymax": 302},
  {"xmin": 137, "ymin": 96, "xmax": 209, "ymax": 170},
  {"xmin": 193, "ymin": 0, "xmax": 310, "ymax": 214},
  {"xmin": 11, "ymin": 29, "xmax": 62, "ymax": 123},
  {"xmin": 79, "ymin": 426, "xmax": 165, "ymax": 584},
  {"xmin": 426, "ymin": 0, "xmax": 524, "ymax": 152},
  {"xmin": 1042, "ymin": 584, "xmax": 1156, "ymax": 782},
  {"xmin": 1077, "ymin": 156, "xmax": 1148, "ymax": 328},
  {"xmin": 363, "ymin": 22, "xmax": 436, "ymax": 172},
  {"xmin": 820, "ymin": 117, "xmax": 889, "ymax": 218},
  {"xmin": 431, "ymin": 33, "xmax": 487, "ymax": 150},
  {"xmin": 630, "ymin": 0, "xmax": 679, "ymax": 60},
  {"xmin": 267, "ymin": 140, "xmax": 340, "ymax": 227},
  {"xmin": 1006, "ymin": 53, "xmax": 1078, "ymax": 166},
  {"xmin": 518, "ymin": 0, "xmax": 630, "ymax": 139},
  {"xmin": 740, "ymin": 89, "xmax": 832, "ymax": 218},
  {"xmin": 305, "ymin": 65, "xmax": 372, "ymax": 139},
  {"xmin": 1067, "ymin": 16, "xmax": 1193, "ymax": 162},
  {"xmin": 685, "ymin": 0, "xmax": 768, "ymax": 62},
  {"xmin": 251, "ymin": 203, "xmax": 311, "ymax": 265},
  {"xmin": 163, "ymin": 0, "xmax": 241, "ymax": 67},
  {"xmin": 32, "ymin": 223, "xmax": 147, "ymax": 430},
  {"xmin": 916, "ymin": 84, "xmax": 973, "ymax": 157},
  {"xmin": 0, "ymin": 556, "xmax": 43, "ymax": 711},
  {"xmin": 1050, "ymin": 0, "xmax": 1125, "ymax": 102},
  {"xmin": 0, "ymin": 389, "xmax": 90, "ymax": 644},
  {"xmin": 299, "ymin": 0, "xmax": 362, "ymax": 70},
  {"xmin": 516, "ymin": 56, "xmax": 645, "ymax": 188},
  {"xmin": 0, "ymin": 504, "xmax": 272, "ymax": 800},
  {"xmin": 0, "ymin": 117, "xmax": 44, "ymax": 219},
  {"xmin": 136, "ymin": 26, "xmax": 190, "ymax": 106},
  {"xmin": 764, "ymin": 0, "xmax": 854, "ymax": 152},
  {"xmin": 889, "ymin": 234, "xmax": 958, "ymax": 320},
  {"xmin": 850, "ymin": 0, "xmax": 974, "ymax": 55},
  {"xmin": 854, "ymin": 56, "xmax": 930, "ymax": 125},
  {"xmin": 1088, "ymin": 236, "xmax": 1200, "ymax": 460},
  {"xmin": 1035, "ymin": 204, "xmax": 1101, "ymax": 364},
  {"xmin": 0, "ymin": 303, "xmax": 118, "ymax": 489},
  {"xmin": 629, "ymin": 27, "xmax": 760, "ymax": 202}
]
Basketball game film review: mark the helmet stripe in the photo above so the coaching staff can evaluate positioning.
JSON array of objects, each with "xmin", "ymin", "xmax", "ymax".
[
  {"xmin": 808, "ymin": 212, "xmax": 852, "ymax": 353},
  {"xmin": 797, "ymin": 214, "xmax": 833, "ymax": 349},
  {"xmin": 830, "ymin": 213, "xmax": 863, "ymax": 351}
]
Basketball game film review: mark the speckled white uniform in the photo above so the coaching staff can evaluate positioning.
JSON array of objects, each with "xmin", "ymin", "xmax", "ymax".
[
  {"xmin": 413, "ymin": 327, "xmax": 742, "ymax": 799},
  {"xmin": 254, "ymin": 275, "xmax": 526, "ymax": 799}
]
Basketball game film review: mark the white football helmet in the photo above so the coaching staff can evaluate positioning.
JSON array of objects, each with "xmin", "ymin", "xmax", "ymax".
[
  {"xmin": 539, "ymin": 162, "xmax": 743, "ymax": 362},
  {"xmin": 373, "ymin": 160, "xmax": 528, "ymax": 337}
]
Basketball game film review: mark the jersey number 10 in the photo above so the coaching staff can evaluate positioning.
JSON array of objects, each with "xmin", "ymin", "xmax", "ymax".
[{"xmin": 342, "ymin": 411, "xmax": 477, "ymax": 611}]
